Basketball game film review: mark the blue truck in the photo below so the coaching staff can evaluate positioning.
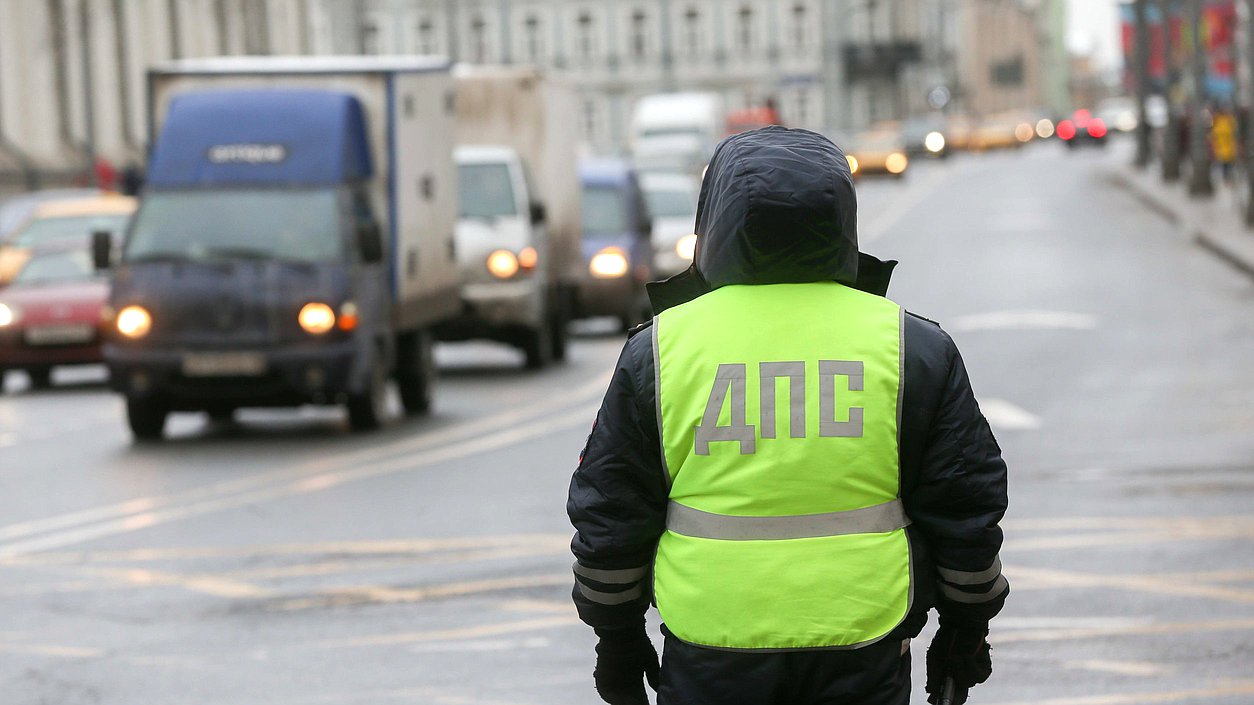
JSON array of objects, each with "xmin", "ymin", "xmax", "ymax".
[{"xmin": 99, "ymin": 57, "xmax": 460, "ymax": 439}]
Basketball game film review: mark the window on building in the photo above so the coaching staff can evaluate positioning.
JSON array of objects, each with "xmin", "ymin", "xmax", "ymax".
[
  {"xmin": 631, "ymin": 9, "xmax": 648, "ymax": 61},
  {"xmin": 470, "ymin": 14, "xmax": 487, "ymax": 63},
  {"xmin": 582, "ymin": 98, "xmax": 599, "ymax": 144},
  {"xmin": 683, "ymin": 6, "xmax": 701, "ymax": 58},
  {"xmin": 361, "ymin": 19, "xmax": 381, "ymax": 55},
  {"xmin": 417, "ymin": 16, "xmax": 436, "ymax": 55},
  {"xmin": 737, "ymin": 5, "xmax": 755, "ymax": 52},
  {"xmin": 791, "ymin": 3, "xmax": 808, "ymax": 52},
  {"xmin": 577, "ymin": 11, "xmax": 596, "ymax": 62},
  {"xmin": 524, "ymin": 13, "xmax": 543, "ymax": 62},
  {"xmin": 795, "ymin": 89, "xmax": 810, "ymax": 126}
]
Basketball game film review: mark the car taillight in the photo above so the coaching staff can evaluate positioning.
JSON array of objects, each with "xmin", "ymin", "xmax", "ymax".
[
  {"xmin": 1057, "ymin": 120, "xmax": 1077, "ymax": 140},
  {"xmin": 1088, "ymin": 119, "xmax": 1108, "ymax": 139}
]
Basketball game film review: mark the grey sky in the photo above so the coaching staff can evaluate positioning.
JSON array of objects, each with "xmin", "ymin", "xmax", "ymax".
[{"xmin": 1067, "ymin": 0, "xmax": 1124, "ymax": 71}]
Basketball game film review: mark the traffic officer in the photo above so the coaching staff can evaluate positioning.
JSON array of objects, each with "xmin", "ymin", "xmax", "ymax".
[{"xmin": 568, "ymin": 126, "xmax": 1009, "ymax": 705}]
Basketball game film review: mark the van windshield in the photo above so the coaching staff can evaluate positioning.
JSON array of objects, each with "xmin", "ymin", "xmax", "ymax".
[
  {"xmin": 581, "ymin": 186, "xmax": 629, "ymax": 237},
  {"xmin": 459, "ymin": 163, "xmax": 516, "ymax": 219},
  {"xmin": 125, "ymin": 190, "xmax": 343, "ymax": 263}
]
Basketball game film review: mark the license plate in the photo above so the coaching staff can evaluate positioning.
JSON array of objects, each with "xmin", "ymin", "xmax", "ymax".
[
  {"xmin": 181, "ymin": 352, "xmax": 267, "ymax": 377},
  {"xmin": 25, "ymin": 324, "xmax": 94, "ymax": 346}
]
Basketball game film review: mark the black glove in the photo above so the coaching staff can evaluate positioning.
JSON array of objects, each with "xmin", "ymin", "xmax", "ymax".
[
  {"xmin": 926, "ymin": 619, "xmax": 992, "ymax": 705},
  {"xmin": 593, "ymin": 623, "xmax": 660, "ymax": 705}
]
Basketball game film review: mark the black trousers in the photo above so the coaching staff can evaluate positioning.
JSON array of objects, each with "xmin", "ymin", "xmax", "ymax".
[{"xmin": 657, "ymin": 632, "xmax": 911, "ymax": 705}]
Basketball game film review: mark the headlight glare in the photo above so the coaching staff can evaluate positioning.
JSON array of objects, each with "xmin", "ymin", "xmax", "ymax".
[
  {"xmin": 486, "ymin": 249, "xmax": 520, "ymax": 279},
  {"xmin": 846, "ymin": 155, "xmax": 860, "ymax": 174},
  {"xmin": 0, "ymin": 302, "xmax": 17, "ymax": 327},
  {"xmin": 298, "ymin": 302, "xmax": 336, "ymax": 335},
  {"xmin": 589, "ymin": 247, "xmax": 629, "ymax": 279},
  {"xmin": 116, "ymin": 305, "xmax": 152, "ymax": 339},
  {"xmin": 675, "ymin": 234, "xmax": 697, "ymax": 261},
  {"xmin": 925, "ymin": 131, "xmax": 946, "ymax": 153},
  {"xmin": 886, "ymin": 152, "xmax": 908, "ymax": 174}
]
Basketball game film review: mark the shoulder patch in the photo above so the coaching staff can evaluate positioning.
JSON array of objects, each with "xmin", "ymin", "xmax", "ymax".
[
  {"xmin": 627, "ymin": 319, "xmax": 654, "ymax": 339},
  {"xmin": 905, "ymin": 310, "xmax": 941, "ymax": 327}
]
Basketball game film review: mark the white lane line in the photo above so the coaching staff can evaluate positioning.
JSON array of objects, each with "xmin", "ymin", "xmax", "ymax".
[
  {"xmin": 0, "ymin": 372, "xmax": 609, "ymax": 548},
  {"xmin": 952, "ymin": 309, "xmax": 1099, "ymax": 332},
  {"xmin": 0, "ymin": 403, "xmax": 597, "ymax": 558},
  {"xmin": 980, "ymin": 398, "xmax": 1042, "ymax": 431},
  {"xmin": 1061, "ymin": 659, "xmax": 1175, "ymax": 677}
]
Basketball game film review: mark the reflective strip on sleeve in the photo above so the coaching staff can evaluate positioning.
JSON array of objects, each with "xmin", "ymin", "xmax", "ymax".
[
  {"xmin": 937, "ymin": 557, "xmax": 1003, "ymax": 586},
  {"xmin": 572, "ymin": 561, "xmax": 649, "ymax": 585},
  {"xmin": 939, "ymin": 575, "xmax": 1009, "ymax": 604},
  {"xmin": 577, "ymin": 582, "xmax": 645, "ymax": 605},
  {"xmin": 666, "ymin": 498, "xmax": 910, "ymax": 541}
]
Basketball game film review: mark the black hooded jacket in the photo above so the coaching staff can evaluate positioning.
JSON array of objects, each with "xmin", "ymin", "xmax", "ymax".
[{"xmin": 567, "ymin": 127, "xmax": 1008, "ymax": 643}]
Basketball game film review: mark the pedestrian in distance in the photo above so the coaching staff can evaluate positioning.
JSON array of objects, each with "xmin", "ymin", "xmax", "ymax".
[{"xmin": 567, "ymin": 126, "xmax": 1009, "ymax": 705}]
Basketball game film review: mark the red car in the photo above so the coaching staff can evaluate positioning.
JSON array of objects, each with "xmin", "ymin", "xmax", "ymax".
[{"xmin": 0, "ymin": 248, "xmax": 108, "ymax": 390}]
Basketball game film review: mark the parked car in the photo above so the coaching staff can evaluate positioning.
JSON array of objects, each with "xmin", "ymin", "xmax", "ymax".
[
  {"xmin": 0, "ymin": 194, "xmax": 135, "ymax": 286},
  {"xmin": 576, "ymin": 158, "xmax": 654, "ymax": 331},
  {"xmin": 0, "ymin": 246, "xmax": 109, "ymax": 390},
  {"xmin": 845, "ymin": 127, "xmax": 910, "ymax": 179},
  {"xmin": 641, "ymin": 171, "xmax": 699, "ymax": 279}
]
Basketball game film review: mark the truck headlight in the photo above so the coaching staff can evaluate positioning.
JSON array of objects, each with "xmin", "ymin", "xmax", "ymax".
[
  {"xmin": 116, "ymin": 305, "xmax": 152, "ymax": 339},
  {"xmin": 886, "ymin": 152, "xmax": 908, "ymax": 174},
  {"xmin": 0, "ymin": 302, "xmax": 18, "ymax": 327},
  {"xmin": 589, "ymin": 247, "xmax": 629, "ymax": 279},
  {"xmin": 925, "ymin": 131, "xmax": 946, "ymax": 153},
  {"xmin": 299, "ymin": 302, "xmax": 336, "ymax": 335},
  {"xmin": 486, "ymin": 249, "xmax": 519, "ymax": 279},
  {"xmin": 675, "ymin": 234, "xmax": 697, "ymax": 262}
]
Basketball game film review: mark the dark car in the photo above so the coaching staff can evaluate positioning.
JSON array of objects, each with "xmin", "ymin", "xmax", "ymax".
[
  {"xmin": 1057, "ymin": 109, "xmax": 1108, "ymax": 149},
  {"xmin": 0, "ymin": 247, "xmax": 109, "ymax": 390},
  {"xmin": 575, "ymin": 158, "xmax": 654, "ymax": 331}
]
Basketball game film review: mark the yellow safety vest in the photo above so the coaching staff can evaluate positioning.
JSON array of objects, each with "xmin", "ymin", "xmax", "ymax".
[{"xmin": 653, "ymin": 282, "xmax": 911, "ymax": 650}]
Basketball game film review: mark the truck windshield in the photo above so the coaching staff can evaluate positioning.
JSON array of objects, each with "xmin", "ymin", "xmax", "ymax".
[
  {"xmin": 581, "ymin": 186, "xmax": 629, "ymax": 237},
  {"xmin": 125, "ymin": 190, "xmax": 342, "ymax": 263},
  {"xmin": 458, "ymin": 164, "xmax": 516, "ymax": 219}
]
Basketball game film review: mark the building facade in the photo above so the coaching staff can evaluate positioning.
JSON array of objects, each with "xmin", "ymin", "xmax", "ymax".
[{"xmin": 0, "ymin": 0, "xmax": 1060, "ymax": 188}]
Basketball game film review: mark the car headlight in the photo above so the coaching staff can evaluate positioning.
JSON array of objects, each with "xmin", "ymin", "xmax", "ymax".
[
  {"xmin": 846, "ymin": 155, "xmax": 860, "ymax": 174},
  {"xmin": 0, "ymin": 302, "xmax": 19, "ymax": 327},
  {"xmin": 925, "ymin": 131, "xmax": 946, "ymax": 153},
  {"xmin": 1036, "ymin": 118, "xmax": 1056, "ymax": 139},
  {"xmin": 298, "ymin": 302, "xmax": 336, "ymax": 335},
  {"xmin": 116, "ymin": 305, "xmax": 152, "ymax": 339},
  {"xmin": 675, "ymin": 234, "xmax": 697, "ymax": 262},
  {"xmin": 1015, "ymin": 122, "xmax": 1035, "ymax": 143},
  {"xmin": 885, "ymin": 152, "xmax": 908, "ymax": 174},
  {"xmin": 486, "ymin": 249, "xmax": 520, "ymax": 279},
  {"xmin": 589, "ymin": 247, "xmax": 629, "ymax": 279}
]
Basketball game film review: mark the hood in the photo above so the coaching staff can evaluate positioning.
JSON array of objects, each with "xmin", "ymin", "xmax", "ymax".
[
  {"xmin": 694, "ymin": 126, "xmax": 859, "ymax": 289},
  {"xmin": 648, "ymin": 126, "xmax": 896, "ymax": 314}
]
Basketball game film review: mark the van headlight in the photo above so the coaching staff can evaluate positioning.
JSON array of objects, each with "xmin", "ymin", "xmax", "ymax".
[
  {"xmin": 675, "ymin": 234, "xmax": 697, "ymax": 261},
  {"xmin": 298, "ymin": 302, "xmax": 336, "ymax": 335},
  {"xmin": 116, "ymin": 305, "xmax": 152, "ymax": 339},
  {"xmin": 589, "ymin": 247, "xmax": 629, "ymax": 279},
  {"xmin": 486, "ymin": 249, "xmax": 520, "ymax": 279},
  {"xmin": 925, "ymin": 131, "xmax": 946, "ymax": 153},
  {"xmin": 0, "ymin": 302, "xmax": 19, "ymax": 327}
]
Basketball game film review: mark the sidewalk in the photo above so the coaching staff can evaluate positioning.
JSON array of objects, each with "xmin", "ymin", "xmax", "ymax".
[{"xmin": 1105, "ymin": 143, "xmax": 1254, "ymax": 278}]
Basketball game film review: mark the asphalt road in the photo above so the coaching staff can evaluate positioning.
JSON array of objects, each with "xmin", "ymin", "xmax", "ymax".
[{"xmin": 3, "ymin": 142, "xmax": 1254, "ymax": 705}]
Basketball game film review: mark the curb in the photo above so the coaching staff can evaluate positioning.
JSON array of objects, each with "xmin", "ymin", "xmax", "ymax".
[{"xmin": 1105, "ymin": 166, "xmax": 1254, "ymax": 281}]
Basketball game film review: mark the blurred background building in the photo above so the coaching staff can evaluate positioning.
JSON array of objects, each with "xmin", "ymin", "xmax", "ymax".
[{"xmin": 0, "ymin": 0, "xmax": 1072, "ymax": 188}]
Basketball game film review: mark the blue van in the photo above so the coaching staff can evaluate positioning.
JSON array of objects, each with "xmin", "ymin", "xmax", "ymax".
[{"xmin": 575, "ymin": 158, "xmax": 653, "ymax": 331}]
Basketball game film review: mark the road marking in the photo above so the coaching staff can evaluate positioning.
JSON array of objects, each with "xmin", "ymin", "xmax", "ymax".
[
  {"xmin": 1061, "ymin": 659, "xmax": 1174, "ymax": 677},
  {"xmin": 0, "ymin": 402, "xmax": 597, "ymax": 558},
  {"xmin": 952, "ymin": 309, "xmax": 1099, "ymax": 332},
  {"xmin": 79, "ymin": 566, "xmax": 273, "ymax": 599},
  {"xmin": 1006, "ymin": 566, "xmax": 1254, "ymax": 605},
  {"xmin": 0, "ymin": 643, "xmax": 104, "ymax": 659},
  {"xmin": 979, "ymin": 398, "xmax": 1042, "ymax": 430},
  {"xmin": 860, "ymin": 163, "xmax": 955, "ymax": 244},
  {"xmin": 989, "ymin": 681, "xmax": 1254, "ymax": 705},
  {"xmin": 3, "ymin": 534, "xmax": 571, "ymax": 566},
  {"xmin": 994, "ymin": 617, "xmax": 1254, "ymax": 643},
  {"xmin": 274, "ymin": 573, "xmax": 570, "ymax": 612},
  {"xmin": 0, "ymin": 371, "xmax": 608, "ymax": 549},
  {"xmin": 317, "ymin": 615, "xmax": 580, "ymax": 649}
]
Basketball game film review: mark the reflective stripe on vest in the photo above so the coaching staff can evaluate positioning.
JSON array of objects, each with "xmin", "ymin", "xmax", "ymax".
[{"xmin": 653, "ymin": 282, "xmax": 911, "ymax": 650}]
